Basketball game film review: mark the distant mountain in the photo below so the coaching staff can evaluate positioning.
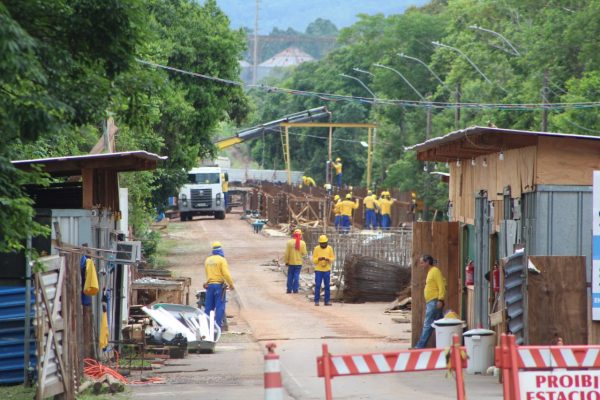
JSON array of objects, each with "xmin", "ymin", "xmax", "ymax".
[{"xmin": 214, "ymin": 0, "xmax": 430, "ymax": 34}]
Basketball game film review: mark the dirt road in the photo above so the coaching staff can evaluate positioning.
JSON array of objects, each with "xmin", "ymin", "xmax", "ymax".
[{"xmin": 131, "ymin": 212, "xmax": 503, "ymax": 399}]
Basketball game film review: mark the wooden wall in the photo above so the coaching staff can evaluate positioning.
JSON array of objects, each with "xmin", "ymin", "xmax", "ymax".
[
  {"xmin": 449, "ymin": 146, "xmax": 537, "ymax": 224},
  {"xmin": 536, "ymin": 136, "xmax": 600, "ymax": 185},
  {"xmin": 527, "ymin": 256, "xmax": 587, "ymax": 345},
  {"xmin": 411, "ymin": 222, "xmax": 460, "ymax": 347}
]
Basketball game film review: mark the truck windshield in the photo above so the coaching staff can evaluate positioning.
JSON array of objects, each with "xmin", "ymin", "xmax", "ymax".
[{"xmin": 188, "ymin": 173, "xmax": 220, "ymax": 184}]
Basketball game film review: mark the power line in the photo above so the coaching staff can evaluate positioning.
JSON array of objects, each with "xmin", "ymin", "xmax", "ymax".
[{"xmin": 136, "ymin": 59, "xmax": 600, "ymax": 111}]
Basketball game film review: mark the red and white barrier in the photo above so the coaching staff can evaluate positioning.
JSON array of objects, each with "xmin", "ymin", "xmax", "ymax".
[
  {"xmin": 495, "ymin": 334, "xmax": 600, "ymax": 400},
  {"xmin": 317, "ymin": 334, "xmax": 467, "ymax": 400},
  {"xmin": 264, "ymin": 342, "xmax": 283, "ymax": 400}
]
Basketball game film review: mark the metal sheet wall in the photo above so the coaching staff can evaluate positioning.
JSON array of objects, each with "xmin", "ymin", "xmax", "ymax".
[
  {"xmin": 0, "ymin": 287, "xmax": 35, "ymax": 384},
  {"xmin": 522, "ymin": 185, "xmax": 593, "ymax": 280},
  {"xmin": 51, "ymin": 209, "xmax": 92, "ymax": 252},
  {"xmin": 474, "ymin": 193, "xmax": 491, "ymax": 328}
]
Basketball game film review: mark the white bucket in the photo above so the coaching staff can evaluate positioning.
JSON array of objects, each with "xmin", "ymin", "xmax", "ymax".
[{"xmin": 432, "ymin": 318, "xmax": 465, "ymax": 348}]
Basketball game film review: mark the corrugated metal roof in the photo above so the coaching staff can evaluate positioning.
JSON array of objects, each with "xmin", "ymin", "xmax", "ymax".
[
  {"xmin": 406, "ymin": 126, "xmax": 600, "ymax": 161},
  {"xmin": 12, "ymin": 151, "xmax": 167, "ymax": 176}
]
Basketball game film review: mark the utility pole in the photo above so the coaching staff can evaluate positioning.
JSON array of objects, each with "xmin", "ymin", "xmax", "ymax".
[
  {"xmin": 541, "ymin": 71, "xmax": 549, "ymax": 132},
  {"xmin": 252, "ymin": 0, "xmax": 259, "ymax": 85},
  {"xmin": 455, "ymin": 83, "xmax": 461, "ymax": 129}
]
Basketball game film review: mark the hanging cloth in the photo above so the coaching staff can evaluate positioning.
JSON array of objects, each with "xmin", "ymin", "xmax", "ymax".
[{"xmin": 83, "ymin": 258, "xmax": 99, "ymax": 296}]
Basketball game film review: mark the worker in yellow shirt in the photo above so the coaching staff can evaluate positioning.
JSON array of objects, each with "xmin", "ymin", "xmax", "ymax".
[
  {"xmin": 312, "ymin": 235, "xmax": 335, "ymax": 306},
  {"xmin": 339, "ymin": 193, "xmax": 359, "ymax": 233},
  {"xmin": 379, "ymin": 191, "xmax": 395, "ymax": 230},
  {"xmin": 302, "ymin": 176, "xmax": 316, "ymax": 187},
  {"xmin": 221, "ymin": 173, "xmax": 229, "ymax": 209},
  {"xmin": 330, "ymin": 157, "xmax": 343, "ymax": 188},
  {"xmin": 332, "ymin": 194, "xmax": 341, "ymax": 231},
  {"xmin": 203, "ymin": 241, "xmax": 235, "ymax": 329},
  {"xmin": 284, "ymin": 229, "xmax": 307, "ymax": 293},
  {"xmin": 363, "ymin": 190, "xmax": 378, "ymax": 230},
  {"xmin": 415, "ymin": 255, "xmax": 446, "ymax": 348}
]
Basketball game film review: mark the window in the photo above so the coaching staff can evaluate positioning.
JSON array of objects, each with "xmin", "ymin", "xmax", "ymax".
[{"xmin": 187, "ymin": 173, "xmax": 220, "ymax": 184}]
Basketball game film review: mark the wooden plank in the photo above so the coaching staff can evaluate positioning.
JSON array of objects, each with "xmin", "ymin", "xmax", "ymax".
[
  {"xmin": 536, "ymin": 136, "xmax": 600, "ymax": 185},
  {"xmin": 527, "ymin": 256, "xmax": 587, "ymax": 345},
  {"xmin": 411, "ymin": 222, "xmax": 460, "ymax": 347}
]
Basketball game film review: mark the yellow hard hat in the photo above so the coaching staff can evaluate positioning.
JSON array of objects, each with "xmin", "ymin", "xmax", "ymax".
[
  {"xmin": 293, "ymin": 228, "xmax": 302, "ymax": 235},
  {"xmin": 336, "ymin": 157, "xmax": 341, "ymax": 162},
  {"xmin": 367, "ymin": 190, "xmax": 372, "ymax": 195},
  {"xmin": 318, "ymin": 235, "xmax": 328, "ymax": 243},
  {"xmin": 334, "ymin": 194, "xmax": 340, "ymax": 200},
  {"xmin": 345, "ymin": 193, "xmax": 352, "ymax": 199},
  {"xmin": 211, "ymin": 241, "xmax": 222, "ymax": 248},
  {"xmin": 302, "ymin": 176, "xmax": 306, "ymax": 179}
]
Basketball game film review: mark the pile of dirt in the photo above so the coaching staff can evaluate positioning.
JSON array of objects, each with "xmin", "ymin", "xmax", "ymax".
[{"xmin": 342, "ymin": 254, "xmax": 411, "ymax": 303}]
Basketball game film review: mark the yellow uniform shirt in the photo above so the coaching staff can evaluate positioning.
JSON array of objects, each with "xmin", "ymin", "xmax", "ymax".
[
  {"xmin": 222, "ymin": 180, "xmax": 229, "ymax": 193},
  {"xmin": 363, "ymin": 196, "xmax": 376, "ymax": 210},
  {"xmin": 378, "ymin": 198, "xmax": 394, "ymax": 215},
  {"xmin": 333, "ymin": 200, "xmax": 341, "ymax": 216},
  {"xmin": 284, "ymin": 239, "xmax": 307, "ymax": 265},
  {"xmin": 332, "ymin": 161, "xmax": 342, "ymax": 174},
  {"xmin": 339, "ymin": 199, "xmax": 359, "ymax": 216},
  {"xmin": 424, "ymin": 266, "xmax": 446, "ymax": 303},
  {"xmin": 204, "ymin": 254, "xmax": 234, "ymax": 288},
  {"xmin": 302, "ymin": 177, "xmax": 316, "ymax": 186},
  {"xmin": 312, "ymin": 245, "xmax": 335, "ymax": 272}
]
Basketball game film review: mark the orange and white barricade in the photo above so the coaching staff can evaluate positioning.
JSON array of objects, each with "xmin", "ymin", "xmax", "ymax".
[
  {"xmin": 317, "ymin": 334, "xmax": 467, "ymax": 400},
  {"xmin": 496, "ymin": 333, "xmax": 600, "ymax": 400}
]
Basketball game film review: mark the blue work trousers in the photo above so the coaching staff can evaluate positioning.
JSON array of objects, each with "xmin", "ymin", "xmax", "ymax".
[
  {"xmin": 381, "ymin": 214, "xmax": 391, "ymax": 230},
  {"xmin": 365, "ymin": 209, "xmax": 377, "ymax": 229},
  {"xmin": 336, "ymin": 173, "xmax": 343, "ymax": 188},
  {"xmin": 205, "ymin": 283, "xmax": 227, "ymax": 328},
  {"xmin": 334, "ymin": 215, "xmax": 341, "ymax": 231},
  {"xmin": 314, "ymin": 270, "xmax": 331, "ymax": 304},
  {"xmin": 341, "ymin": 215, "xmax": 351, "ymax": 233},
  {"xmin": 415, "ymin": 300, "xmax": 443, "ymax": 348},
  {"xmin": 287, "ymin": 265, "xmax": 302, "ymax": 293}
]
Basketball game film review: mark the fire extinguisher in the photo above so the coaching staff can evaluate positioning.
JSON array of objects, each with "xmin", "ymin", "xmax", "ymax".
[
  {"xmin": 492, "ymin": 264, "xmax": 500, "ymax": 293},
  {"xmin": 465, "ymin": 260, "xmax": 474, "ymax": 286}
]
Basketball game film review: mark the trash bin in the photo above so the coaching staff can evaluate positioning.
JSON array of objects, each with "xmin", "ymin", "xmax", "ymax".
[
  {"xmin": 463, "ymin": 328, "xmax": 496, "ymax": 374},
  {"xmin": 432, "ymin": 318, "xmax": 465, "ymax": 348}
]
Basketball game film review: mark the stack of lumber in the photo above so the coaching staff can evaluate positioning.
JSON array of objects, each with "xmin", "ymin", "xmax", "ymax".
[{"xmin": 342, "ymin": 255, "xmax": 411, "ymax": 303}]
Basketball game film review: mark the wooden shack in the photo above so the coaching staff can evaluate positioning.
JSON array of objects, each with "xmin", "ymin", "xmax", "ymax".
[{"xmin": 409, "ymin": 126, "xmax": 600, "ymax": 345}]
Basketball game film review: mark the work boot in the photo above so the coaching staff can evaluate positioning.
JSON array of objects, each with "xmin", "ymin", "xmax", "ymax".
[
  {"xmin": 324, "ymin": 303, "xmax": 332, "ymax": 306},
  {"xmin": 314, "ymin": 303, "xmax": 319, "ymax": 306}
]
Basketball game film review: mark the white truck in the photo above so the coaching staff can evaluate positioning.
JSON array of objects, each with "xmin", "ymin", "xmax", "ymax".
[{"xmin": 178, "ymin": 166, "xmax": 226, "ymax": 221}]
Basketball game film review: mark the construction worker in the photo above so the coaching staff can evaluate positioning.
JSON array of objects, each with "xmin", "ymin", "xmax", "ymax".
[
  {"xmin": 284, "ymin": 228, "xmax": 307, "ymax": 294},
  {"xmin": 363, "ymin": 190, "xmax": 378, "ymax": 230},
  {"xmin": 339, "ymin": 193, "xmax": 360, "ymax": 233},
  {"xmin": 330, "ymin": 157, "xmax": 343, "ymax": 188},
  {"xmin": 203, "ymin": 241, "xmax": 235, "ymax": 329},
  {"xmin": 333, "ymin": 194, "xmax": 342, "ymax": 231},
  {"xmin": 415, "ymin": 255, "xmax": 446, "ymax": 348},
  {"xmin": 379, "ymin": 191, "xmax": 395, "ymax": 230},
  {"xmin": 302, "ymin": 175, "xmax": 316, "ymax": 187},
  {"xmin": 221, "ymin": 172, "xmax": 229, "ymax": 209},
  {"xmin": 313, "ymin": 235, "xmax": 335, "ymax": 306}
]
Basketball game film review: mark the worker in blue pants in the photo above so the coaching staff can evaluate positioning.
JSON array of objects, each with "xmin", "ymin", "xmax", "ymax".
[
  {"xmin": 284, "ymin": 229, "xmax": 307, "ymax": 293},
  {"xmin": 203, "ymin": 241, "xmax": 235, "ymax": 328}
]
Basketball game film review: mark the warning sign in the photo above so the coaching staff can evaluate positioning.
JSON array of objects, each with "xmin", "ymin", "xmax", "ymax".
[{"xmin": 519, "ymin": 370, "xmax": 600, "ymax": 399}]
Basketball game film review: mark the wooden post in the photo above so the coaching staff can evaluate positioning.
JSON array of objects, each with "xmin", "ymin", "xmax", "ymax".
[
  {"xmin": 82, "ymin": 168, "xmax": 94, "ymax": 209},
  {"xmin": 285, "ymin": 126, "xmax": 291, "ymax": 185}
]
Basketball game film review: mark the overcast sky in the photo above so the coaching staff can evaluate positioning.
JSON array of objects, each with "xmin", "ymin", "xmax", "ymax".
[{"xmin": 215, "ymin": 0, "xmax": 430, "ymax": 34}]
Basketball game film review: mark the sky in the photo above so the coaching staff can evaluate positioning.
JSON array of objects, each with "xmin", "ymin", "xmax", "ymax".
[{"xmin": 214, "ymin": 0, "xmax": 430, "ymax": 34}]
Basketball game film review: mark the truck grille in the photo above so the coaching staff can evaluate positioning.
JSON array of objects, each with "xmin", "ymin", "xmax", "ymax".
[{"xmin": 190, "ymin": 189, "xmax": 212, "ymax": 208}]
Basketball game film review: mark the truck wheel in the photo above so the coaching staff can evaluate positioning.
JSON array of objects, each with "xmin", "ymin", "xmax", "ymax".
[
  {"xmin": 215, "ymin": 211, "xmax": 226, "ymax": 220},
  {"xmin": 181, "ymin": 212, "xmax": 189, "ymax": 221}
]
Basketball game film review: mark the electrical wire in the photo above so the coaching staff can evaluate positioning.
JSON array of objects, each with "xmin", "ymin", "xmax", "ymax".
[{"xmin": 136, "ymin": 59, "xmax": 600, "ymax": 111}]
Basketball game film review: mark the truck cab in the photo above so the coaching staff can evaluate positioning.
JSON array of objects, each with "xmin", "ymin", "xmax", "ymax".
[{"xmin": 178, "ymin": 166, "xmax": 226, "ymax": 221}]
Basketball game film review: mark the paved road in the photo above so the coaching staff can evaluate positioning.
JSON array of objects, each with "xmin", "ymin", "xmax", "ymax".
[{"xmin": 131, "ymin": 213, "xmax": 503, "ymax": 399}]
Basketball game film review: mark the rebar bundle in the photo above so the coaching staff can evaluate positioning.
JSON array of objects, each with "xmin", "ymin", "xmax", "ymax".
[{"xmin": 342, "ymin": 254, "xmax": 411, "ymax": 303}]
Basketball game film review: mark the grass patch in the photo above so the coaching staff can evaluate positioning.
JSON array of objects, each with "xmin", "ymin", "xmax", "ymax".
[{"xmin": 2, "ymin": 384, "xmax": 129, "ymax": 400}]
